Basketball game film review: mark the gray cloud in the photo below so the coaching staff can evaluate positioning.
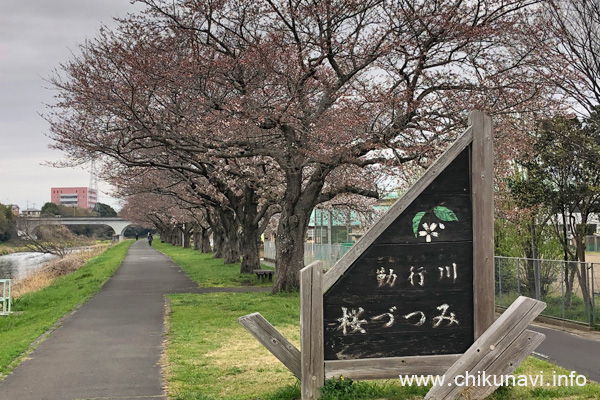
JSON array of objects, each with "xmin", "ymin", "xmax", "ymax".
[{"xmin": 0, "ymin": 0, "xmax": 144, "ymax": 210}]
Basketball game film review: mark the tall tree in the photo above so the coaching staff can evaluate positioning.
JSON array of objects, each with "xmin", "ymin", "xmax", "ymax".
[
  {"xmin": 94, "ymin": 203, "xmax": 118, "ymax": 218},
  {"xmin": 0, "ymin": 204, "xmax": 17, "ymax": 242},
  {"xmin": 540, "ymin": 0, "xmax": 600, "ymax": 114},
  {"xmin": 41, "ymin": 202, "xmax": 61, "ymax": 216},
  {"xmin": 513, "ymin": 113, "xmax": 600, "ymax": 310}
]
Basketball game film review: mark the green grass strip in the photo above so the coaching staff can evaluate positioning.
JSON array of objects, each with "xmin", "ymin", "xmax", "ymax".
[
  {"xmin": 153, "ymin": 241, "xmax": 272, "ymax": 287},
  {"xmin": 167, "ymin": 292, "xmax": 300, "ymax": 400},
  {"xmin": 0, "ymin": 241, "xmax": 133, "ymax": 376},
  {"xmin": 166, "ymin": 291, "xmax": 600, "ymax": 400}
]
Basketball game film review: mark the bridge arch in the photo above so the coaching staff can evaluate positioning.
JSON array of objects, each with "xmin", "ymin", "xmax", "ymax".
[{"xmin": 18, "ymin": 217, "xmax": 133, "ymax": 241}]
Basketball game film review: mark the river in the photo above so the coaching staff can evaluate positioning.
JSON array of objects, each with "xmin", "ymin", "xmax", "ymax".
[{"xmin": 0, "ymin": 252, "xmax": 59, "ymax": 280}]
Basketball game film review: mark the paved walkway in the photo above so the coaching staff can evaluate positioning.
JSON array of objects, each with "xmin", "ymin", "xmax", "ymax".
[
  {"xmin": 0, "ymin": 240, "xmax": 261, "ymax": 400},
  {"xmin": 531, "ymin": 324, "xmax": 600, "ymax": 382}
]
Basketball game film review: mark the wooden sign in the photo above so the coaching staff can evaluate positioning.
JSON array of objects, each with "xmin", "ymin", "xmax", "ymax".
[
  {"xmin": 323, "ymin": 147, "xmax": 474, "ymax": 360},
  {"xmin": 239, "ymin": 111, "xmax": 544, "ymax": 400},
  {"xmin": 322, "ymin": 110, "xmax": 493, "ymax": 366}
]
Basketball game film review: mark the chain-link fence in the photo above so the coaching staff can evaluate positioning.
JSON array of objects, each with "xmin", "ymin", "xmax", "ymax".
[
  {"xmin": 495, "ymin": 257, "xmax": 598, "ymax": 326},
  {"xmin": 263, "ymin": 241, "xmax": 352, "ymax": 270},
  {"xmin": 263, "ymin": 241, "xmax": 600, "ymax": 327}
]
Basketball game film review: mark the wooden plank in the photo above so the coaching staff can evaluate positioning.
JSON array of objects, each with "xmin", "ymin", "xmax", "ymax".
[
  {"xmin": 238, "ymin": 312, "xmax": 301, "ymax": 379},
  {"xmin": 470, "ymin": 110, "xmax": 495, "ymax": 338},
  {"xmin": 325, "ymin": 354, "xmax": 461, "ymax": 380},
  {"xmin": 472, "ymin": 330, "xmax": 545, "ymax": 399},
  {"xmin": 425, "ymin": 296, "xmax": 546, "ymax": 400},
  {"xmin": 301, "ymin": 261, "xmax": 325, "ymax": 400},
  {"xmin": 323, "ymin": 126, "xmax": 474, "ymax": 292}
]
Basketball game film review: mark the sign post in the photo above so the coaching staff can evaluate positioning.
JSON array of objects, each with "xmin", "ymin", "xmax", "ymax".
[{"xmin": 239, "ymin": 111, "xmax": 545, "ymax": 399}]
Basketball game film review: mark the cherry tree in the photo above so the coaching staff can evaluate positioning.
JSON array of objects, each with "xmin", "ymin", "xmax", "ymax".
[
  {"xmin": 134, "ymin": 0, "xmax": 549, "ymax": 291},
  {"xmin": 48, "ymin": 0, "xmax": 553, "ymax": 292}
]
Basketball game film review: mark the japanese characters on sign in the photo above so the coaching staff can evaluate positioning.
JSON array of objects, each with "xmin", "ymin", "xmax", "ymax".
[{"xmin": 323, "ymin": 149, "xmax": 474, "ymax": 360}]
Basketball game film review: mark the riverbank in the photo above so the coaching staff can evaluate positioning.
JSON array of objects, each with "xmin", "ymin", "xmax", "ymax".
[
  {"xmin": 0, "ymin": 241, "xmax": 132, "ymax": 377},
  {"xmin": 0, "ymin": 241, "xmax": 31, "ymax": 256},
  {"xmin": 11, "ymin": 244, "xmax": 108, "ymax": 297}
]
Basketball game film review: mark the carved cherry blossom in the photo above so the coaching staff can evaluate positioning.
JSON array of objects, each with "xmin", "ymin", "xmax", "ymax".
[{"xmin": 418, "ymin": 222, "xmax": 439, "ymax": 242}]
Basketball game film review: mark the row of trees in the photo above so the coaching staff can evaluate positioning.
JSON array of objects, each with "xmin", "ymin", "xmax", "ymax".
[
  {"xmin": 46, "ymin": 0, "xmax": 599, "ymax": 293},
  {"xmin": 40, "ymin": 202, "xmax": 118, "ymax": 218}
]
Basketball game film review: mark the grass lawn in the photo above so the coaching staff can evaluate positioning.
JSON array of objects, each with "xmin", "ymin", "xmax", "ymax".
[
  {"xmin": 165, "ymin": 291, "xmax": 600, "ymax": 400},
  {"xmin": 0, "ymin": 241, "xmax": 132, "ymax": 376},
  {"xmin": 153, "ymin": 241, "xmax": 273, "ymax": 287}
]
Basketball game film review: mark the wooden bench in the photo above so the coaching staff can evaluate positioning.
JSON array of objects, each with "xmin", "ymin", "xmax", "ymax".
[{"xmin": 254, "ymin": 269, "xmax": 274, "ymax": 281}]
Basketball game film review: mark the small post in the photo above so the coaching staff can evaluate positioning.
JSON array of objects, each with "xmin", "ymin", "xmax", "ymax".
[
  {"xmin": 592, "ymin": 263, "xmax": 596, "ymax": 326},
  {"xmin": 561, "ymin": 262, "xmax": 565, "ymax": 319},
  {"xmin": 587, "ymin": 263, "xmax": 592, "ymax": 326},
  {"xmin": 534, "ymin": 260, "xmax": 541, "ymax": 300},
  {"xmin": 516, "ymin": 258, "xmax": 521, "ymax": 296},
  {"xmin": 498, "ymin": 260, "xmax": 502, "ymax": 305},
  {"xmin": 470, "ymin": 110, "xmax": 495, "ymax": 338},
  {"xmin": 300, "ymin": 261, "xmax": 325, "ymax": 400}
]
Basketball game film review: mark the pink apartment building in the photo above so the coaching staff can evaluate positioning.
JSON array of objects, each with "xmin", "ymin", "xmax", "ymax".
[{"xmin": 50, "ymin": 187, "xmax": 97, "ymax": 209}]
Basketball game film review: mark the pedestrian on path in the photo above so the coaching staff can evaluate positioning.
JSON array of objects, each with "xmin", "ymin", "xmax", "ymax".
[{"xmin": 148, "ymin": 233, "xmax": 153, "ymax": 246}]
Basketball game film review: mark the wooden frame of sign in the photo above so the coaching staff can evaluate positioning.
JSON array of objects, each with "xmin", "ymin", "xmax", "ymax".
[{"xmin": 240, "ymin": 111, "xmax": 541, "ymax": 400}]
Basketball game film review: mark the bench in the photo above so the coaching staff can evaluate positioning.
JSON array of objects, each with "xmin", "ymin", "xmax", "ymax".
[{"xmin": 254, "ymin": 269, "xmax": 274, "ymax": 281}]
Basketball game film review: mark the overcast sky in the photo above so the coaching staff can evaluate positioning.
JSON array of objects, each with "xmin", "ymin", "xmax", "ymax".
[{"xmin": 0, "ymin": 0, "xmax": 144, "ymax": 211}]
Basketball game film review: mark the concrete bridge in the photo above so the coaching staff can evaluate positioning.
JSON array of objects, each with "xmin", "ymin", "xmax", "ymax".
[{"xmin": 18, "ymin": 217, "xmax": 133, "ymax": 241}]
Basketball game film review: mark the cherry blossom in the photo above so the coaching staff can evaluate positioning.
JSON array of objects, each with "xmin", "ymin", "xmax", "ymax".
[{"xmin": 419, "ymin": 223, "xmax": 439, "ymax": 243}]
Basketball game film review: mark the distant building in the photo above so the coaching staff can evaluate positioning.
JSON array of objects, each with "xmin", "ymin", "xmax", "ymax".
[
  {"xmin": 50, "ymin": 187, "xmax": 97, "ymax": 209},
  {"xmin": 11, "ymin": 205, "xmax": 19, "ymax": 216},
  {"xmin": 21, "ymin": 208, "xmax": 41, "ymax": 217}
]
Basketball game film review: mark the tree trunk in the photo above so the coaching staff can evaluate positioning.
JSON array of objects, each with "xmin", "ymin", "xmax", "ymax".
[
  {"xmin": 222, "ymin": 229, "xmax": 240, "ymax": 264},
  {"xmin": 239, "ymin": 187, "xmax": 261, "ymax": 273},
  {"xmin": 575, "ymin": 236, "xmax": 593, "ymax": 318},
  {"xmin": 183, "ymin": 230, "xmax": 191, "ymax": 248},
  {"xmin": 201, "ymin": 229, "xmax": 212, "ymax": 253},
  {"xmin": 240, "ymin": 225, "xmax": 260, "ymax": 273},
  {"xmin": 273, "ymin": 171, "xmax": 323, "ymax": 292},
  {"xmin": 213, "ymin": 229, "xmax": 224, "ymax": 258},
  {"xmin": 565, "ymin": 264, "xmax": 576, "ymax": 309},
  {"xmin": 219, "ymin": 209, "xmax": 240, "ymax": 264},
  {"xmin": 193, "ymin": 230, "xmax": 201, "ymax": 250}
]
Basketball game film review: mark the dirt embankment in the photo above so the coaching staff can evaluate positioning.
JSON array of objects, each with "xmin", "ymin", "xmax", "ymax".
[{"xmin": 11, "ymin": 245, "xmax": 109, "ymax": 297}]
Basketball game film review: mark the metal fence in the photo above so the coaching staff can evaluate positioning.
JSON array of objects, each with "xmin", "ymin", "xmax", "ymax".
[
  {"xmin": 495, "ymin": 257, "xmax": 598, "ymax": 327},
  {"xmin": 263, "ymin": 241, "xmax": 352, "ymax": 270},
  {"xmin": 264, "ymin": 241, "xmax": 600, "ymax": 327}
]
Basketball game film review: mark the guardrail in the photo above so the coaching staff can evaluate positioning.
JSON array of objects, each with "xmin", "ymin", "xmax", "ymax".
[{"xmin": 0, "ymin": 279, "xmax": 11, "ymax": 316}]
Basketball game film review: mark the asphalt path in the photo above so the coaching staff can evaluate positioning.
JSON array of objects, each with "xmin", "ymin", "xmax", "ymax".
[
  {"xmin": 530, "ymin": 324, "xmax": 600, "ymax": 383},
  {"xmin": 0, "ymin": 241, "xmax": 597, "ymax": 398},
  {"xmin": 0, "ymin": 240, "xmax": 220, "ymax": 400}
]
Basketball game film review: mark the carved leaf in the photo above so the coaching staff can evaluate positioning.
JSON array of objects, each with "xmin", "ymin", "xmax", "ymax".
[
  {"xmin": 433, "ymin": 206, "xmax": 458, "ymax": 222},
  {"xmin": 412, "ymin": 211, "xmax": 426, "ymax": 237}
]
